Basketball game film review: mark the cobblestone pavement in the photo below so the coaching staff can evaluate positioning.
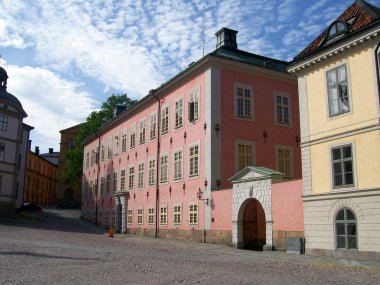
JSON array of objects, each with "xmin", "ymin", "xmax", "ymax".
[{"xmin": 1, "ymin": 209, "xmax": 380, "ymax": 285}]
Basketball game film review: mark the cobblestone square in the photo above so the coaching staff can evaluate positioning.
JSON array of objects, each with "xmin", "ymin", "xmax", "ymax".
[{"xmin": 0, "ymin": 209, "xmax": 379, "ymax": 285}]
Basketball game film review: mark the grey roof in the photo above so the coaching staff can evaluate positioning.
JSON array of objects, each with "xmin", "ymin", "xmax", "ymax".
[{"xmin": 0, "ymin": 89, "xmax": 27, "ymax": 116}]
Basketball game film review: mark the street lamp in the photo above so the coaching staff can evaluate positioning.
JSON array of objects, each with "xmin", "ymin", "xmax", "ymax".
[{"xmin": 196, "ymin": 188, "xmax": 209, "ymax": 206}]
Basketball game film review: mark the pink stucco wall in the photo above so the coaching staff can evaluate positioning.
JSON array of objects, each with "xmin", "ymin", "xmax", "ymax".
[
  {"xmin": 211, "ymin": 189, "xmax": 232, "ymax": 230},
  {"xmin": 220, "ymin": 68, "xmax": 301, "ymax": 189},
  {"xmin": 272, "ymin": 179, "xmax": 304, "ymax": 231}
]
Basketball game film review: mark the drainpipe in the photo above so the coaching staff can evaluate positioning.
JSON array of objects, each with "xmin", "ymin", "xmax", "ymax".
[
  {"xmin": 151, "ymin": 90, "xmax": 161, "ymax": 238},
  {"xmin": 94, "ymin": 131, "xmax": 101, "ymax": 226},
  {"xmin": 375, "ymin": 40, "xmax": 380, "ymax": 119}
]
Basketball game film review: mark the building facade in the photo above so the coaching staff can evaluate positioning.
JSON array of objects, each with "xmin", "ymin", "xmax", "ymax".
[
  {"xmin": 24, "ymin": 147, "xmax": 58, "ymax": 206},
  {"xmin": 82, "ymin": 28, "xmax": 302, "ymax": 247},
  {"xmin": 0, "ymin": 66, "xmax": 33, "ymax": 217},
  {"xmin": 289, "ymin": 0, "xmax": 380, "ymax": 260},
  {"xmin": 57, "ymin": 124, "xmax": 82, "ymax": 207}
]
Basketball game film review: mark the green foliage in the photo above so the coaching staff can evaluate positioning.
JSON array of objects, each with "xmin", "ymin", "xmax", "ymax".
[{"xmin": 63, "ymin": 94, "xmax": 137, "ymax": 184}]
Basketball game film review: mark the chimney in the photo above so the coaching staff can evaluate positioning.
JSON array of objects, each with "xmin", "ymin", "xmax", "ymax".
[
  {"xmin": 215, "ymin": 27, "xmax": 238, "ymax": 50},
  {"xmin": 49, "ymin": 148, "xmax": 54, "ymax": 153},
  {"xmin": 113, "ymin": 105, "xmax": 127, "ymax": 118},
  {"xmin": 35, "ymin": 146, "xmax": 40, "ymax": 156}
]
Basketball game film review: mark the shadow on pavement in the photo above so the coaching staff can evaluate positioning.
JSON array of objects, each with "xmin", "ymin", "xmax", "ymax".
[{"xmin": 0, "ymin": 251, "xmax": 102, "ymax": 261}]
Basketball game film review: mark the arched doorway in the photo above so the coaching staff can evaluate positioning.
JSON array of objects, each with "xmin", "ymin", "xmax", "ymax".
[{"xmin": 242, "ymin": 199, "xmax": 266, "ymax": 250}]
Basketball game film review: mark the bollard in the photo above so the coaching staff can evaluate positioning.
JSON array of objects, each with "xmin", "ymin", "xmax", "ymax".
[{"xmin": 108, "ymin": 226, "xmax": 115, "ymax": 238}]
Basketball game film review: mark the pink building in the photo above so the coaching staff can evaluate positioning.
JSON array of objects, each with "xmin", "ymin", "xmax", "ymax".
[{"xmin": 82, "ymin": 28, "xmax": 302, "ymax": 249}]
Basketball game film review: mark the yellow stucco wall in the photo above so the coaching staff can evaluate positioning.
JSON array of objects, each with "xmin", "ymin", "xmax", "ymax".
[
  {"xmin": 311, "ymin": 131, "xmax": 380, "ymax": 193},
  {"xmin": 305, "ymin": 45, "xmax": 379, "ymax": 141}
]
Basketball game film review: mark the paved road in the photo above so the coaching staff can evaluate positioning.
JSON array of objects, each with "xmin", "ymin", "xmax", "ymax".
[{"xmin": 1, "ymin": 209, "xmax": 380, "ymax": 285}]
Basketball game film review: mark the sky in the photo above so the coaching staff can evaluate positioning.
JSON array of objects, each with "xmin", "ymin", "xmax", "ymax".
[{"xmin": 1, "ymin": 0, "xmax": 380, "ymax": 153}]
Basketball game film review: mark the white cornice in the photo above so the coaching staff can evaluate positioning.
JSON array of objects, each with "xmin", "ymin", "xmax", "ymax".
[{"xmin": 288, "ymin": 26, "xmax": 380, "ymax": 74}]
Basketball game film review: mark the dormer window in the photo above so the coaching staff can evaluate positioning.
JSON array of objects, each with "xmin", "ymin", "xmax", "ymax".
[{"xmin": 328, "ymin": 21, "xmax": 347, "ymax": 39}]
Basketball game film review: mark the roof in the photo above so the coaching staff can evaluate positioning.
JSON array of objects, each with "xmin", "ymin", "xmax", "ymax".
[
  {"xmin": 0, "ymin": 88, "xmax": 27, "ymax": 116},
  {"xmin": 292, "ymin": 0, "xmax": 380, "ymax": 63},
  {"xmin": 83, "ymin": 45, "xmax": 292, "ymax": 144}
]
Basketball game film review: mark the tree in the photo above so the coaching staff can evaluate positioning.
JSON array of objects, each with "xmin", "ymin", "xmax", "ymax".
[{"xmin": 64, "ymin": 94, "xmax": 136, "ymax": 184}]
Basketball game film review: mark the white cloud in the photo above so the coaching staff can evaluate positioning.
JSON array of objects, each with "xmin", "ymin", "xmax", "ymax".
[{"xmin": 5, "ymin": 64, "xmax": 96, "ymax": 152}]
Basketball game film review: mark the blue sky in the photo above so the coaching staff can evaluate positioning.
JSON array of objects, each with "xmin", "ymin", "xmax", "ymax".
[{"xmin": 1, "ymin": 0, "xmax": 380, "ymax": 153}]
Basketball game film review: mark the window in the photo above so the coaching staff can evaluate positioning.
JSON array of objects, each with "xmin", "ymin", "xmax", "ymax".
[
  {"xmin": 0, "ymin": 115, "xmax": 8, "ymax": 131},
  {"xmin": 275, "ymin": 92, "xmax": 291, "ymax": 126},
  {"xmin": 150, "ymin": 112, "xmax": 157, "ymax": 140},
  {"xmin": 189, "ymin": 202, "xmax": 198, "ymax": 225},
  {"xmin": 107, "ymin": 137, "xmax": 112, "ymax": 158},
  {"xmin": 335, "ymin": 208, "xmax": 357, "ymax": 250},
  {"xmin": 101, "ymin": 142, "xmax": 105, "ymax": 162},
  {"xmin": 128, "ymin": 166, "xmax": 135, "ymax": 190},
  {"xmin": 121, "ymin": 130, "xmax": 127, "ymax": 152},
  {"xmin": 188, "ymin": 88, "xmax": 200, "ymax": 122},
  {"xmin": 327, "ymin": 65, "xmax": 350, "ymax": 117},
  {"xmin": 148, "ymin": 159, "xmax": 156, "ymax": 186},
  {"xmin": 95, "ymin": 146, "xmax": 99, "ymax": 164},
  {"xmin": 235, "ymin": 85, "xmax": 253, "ymax": 119},
  {"xmin": 89, "ymin": 181, "xmax": 93, "ymax": 197},
  {"xmin": 160, "ymin": 205, "xmax": 167, "ymax": 226},
  {"xmin": 138, "ymin": 162, "xmax": 144, "ymax": 188},
  {"xmin": 328, "ymin": 21, "xmax": 346, "ymax": 39},
  {"xmin": 93, "ymin": 179, "xmax": 98, "ymax": 197},
  {"xmin": 112, "ymin": 171, "xmax": 118, "ymax": 193},
  {"xmin": 173, "ymin": 204, "xmax": 182, "ymax": 225},
  {"xmin": 120, "ymin": 170, "xmax": 126, "ymax": 192},
  {"xmin": 106, "ymin": 174, "xmax": 111, "ymax": 194},
  {"xmin": 160, "ymin": 154, "xmax": 169, "ymax": 183},
  {"xmin": 174, "ymin": 98, "xmax": 183, "ymax": 129},
  {"xmin": 100, "ymin": 177, "xmax": 105, "ymax": 196},
  {"xmin": 139, "ymin": 119, "xmax": 146, "ymax": 145},
  {"xmin": 114, "ymin": 134, "xmax": 119, "ymax": 156},
  {"xmin": 173, "ymin": 150, "xmax": 183, "ymax": 181},
  {"xmin": 105, "ymin": 211, "xmax": 109, "ymax": 225},
  {"xmin": 137, "ymin": 208, "xmax": 143, "ymax": 225},
  {"xmin": 276, "ymin": 146, "xmax": 292, "ymax": 178},
  {"xmin": 161, "ymin": 105, "xmax": 169, "ymax": 135},
  {"xmin": 127, "ymin": 209, "xmax": 133, "ymax": 225},
  {"xmin": 148, "ymin": 207, "xmax": 155, "ymax": 226},
  {"xmin": 130, "ymin": 124, "xmax": 136, "ymax": 149},
  {"xmin": 332, "ymin": 144, "xmax": 354, "ymax": 188},
  {"xmin": 189, "ymin": 144, "xmax": 199, "ymax": 177},
  {"xmin": 91, "ymin": 149, "xmax": 95, "ymax": 166},
  {"xmin": 236, "ymin": 142, "xmax": 255, "ymax": 172}
]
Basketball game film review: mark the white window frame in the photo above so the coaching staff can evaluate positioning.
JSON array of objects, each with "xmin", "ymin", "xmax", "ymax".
[
  {"xmin": 130, "ymin": 123, "xmax": 136, "ymax": 149},
  {"xmin": 174, "ymin": 97, "xmax": 184, "ymax": 129},
  {"xmin": 173, "ymin": 203, "xmax": 182, "ymax": 226},
  {"xmin": 160, "ymin": 153, "xmax": 169, "ymax": 184},
  {"xmin": 113, "ymin": 133, "xmax": 119, "ymax": 156},
  {"xmin": 112, "ymin": 170, "xmax": 118, "ymax": 193},
  {"xmin": 148, "ymin": 206, "xmax": 155, "ymax": 226},
  {"xmin": 275, "ymin": 145, "xmax": 293, "ymax": 178},
  {"xmin": 121, "ymin": 129, "xmax": 127, "ymax": 152},
  {"xmin": 127, "ymin": 209, "xmax": 133, "ymax": 225},
  {"xmin": 330, "ymin": 142, "xmax": 356, "ymax": 189},
  {"xmin": 173, "ymin": 148, "xmax": 183, "ymax": 181},
  {"xmin": 188, "ymin": 142, "xmax": 200, "ymax": 178},
  {"xmin": 106, "ymin": 174, "xmax": 111, "ymax": 194},
  {"xmin": 235, "ymin": 140, "xmax": 256, "ymax": 173},
  {"xmin": 107, "ymin": 137, "xmax": 112, "ymax": 159},
  {"xmin": 139, "ymin": 118, "xmax": 146, "ymax": 145},
  {"xmin": 161, "ymin": 105, "xmax": 169, "ymax": 135},
  {"xmin": 148, "ymin": 158, "xmax": 156, "ymax": 186},
  {"xmin": 101, "ymin": 142, "xmax": 105, "ymax": 162},
  {"xmin": 138, "ymin": 162, "xmax": 145, "ymax": 189},
  {"xmin": 326, "ymin": 63, "xmax": 351, "ymax": 118},
  {"xmin": 0, "ymin": 115, "xmax": 8, "ymax": 131},
  {"xmin": 100, "ymin": 176, "xmax": 105, "ymax": 196},
  {"xmin": 150, "ymin": 112, "xmax": 157, "ymax": 140},
  {"xmin": 160, "ymin": 204, "xmax": 167, "ymax": 226},
  {"xmin": 189, "ymin": 202, "xmax": 198, "ymax": 225},
  {"xmin": 234, "ymin": 83, "xmax": 254, "ymax": 121},
  {"xmin": 128, "ymin": 165, "xmax": 135, "ymax": 190},
  {"xmin": 188, "ymin": 86, "xmax": 200, "ymax": 123},
  {"xmin": 137, "ymin": 207, "xmax": 143, "ymax": 226},
  {"xmin": 274, "ymin": 91, "xmax": 292, "ymax": 127},
  {"xmin": 120, "ymin": 169, "xmax": 126, "ymax": 192}
]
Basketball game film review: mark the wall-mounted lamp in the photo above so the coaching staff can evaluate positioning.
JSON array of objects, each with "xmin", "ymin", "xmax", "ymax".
[
  {"xmin": 147, "ymin": 191, "xmax": 149, "ymax": 197},
  {"xmin": 183, "ymin": 183, "xmax": 186, "ymax": 190},
  {"xmin": 135, "ymin": 152, "xmax": 137, "ymax": 158},
  {"xmin": 119, "ymin": 158, "xmax": 121, "ymax": 163},
  {"xmin": 215, "ymin": 124, "xmax": 220, "ymax": 137},
  {"xmin": 197, "ymin": 188, "xmax": 209, "ymax": 205},
  {"xmin": 263, "ymin": 131, "xmax": 268, "ymax": 144},
  {"xmin": 204, "ymin": 123, "xmax": 207, "ymax": 131},
  {"xmin": 146, "ymin": 147, "xmax": 149, "ymax": 153},
  {"xmin": 133, "ymin": 193, "xmax": 136, "ymax": 199},
  {"xmin": 184, "ymin": 132, "xmax": 187, "ymax": 139},
  {"xmin": 204, "ymin": 179, "xmax": 208, "ymax": 187},
  {"xmin": 170, "ymin": 137, "xmax": 173, "ymax": 145},
  {"xmin": 127, "ymin": 155, "xmax": 129, "ymax": 160}
]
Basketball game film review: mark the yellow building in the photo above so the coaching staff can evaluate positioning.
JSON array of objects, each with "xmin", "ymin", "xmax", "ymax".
[
  {"xmin": 24, "ymin": 147, "xmax": 58, "ymax": 205},
  {"xmin": 289, "ymin": 0, "xmax": 380, "ymax": 260}
]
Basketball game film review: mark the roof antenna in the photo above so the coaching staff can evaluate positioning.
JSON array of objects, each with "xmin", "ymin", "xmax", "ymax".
[{"xmin": 202, "ymin": 2, "xmax": 205, "ymax": 57}]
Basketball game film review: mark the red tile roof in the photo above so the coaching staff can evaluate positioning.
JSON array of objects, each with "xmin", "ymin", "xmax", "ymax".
[{"xmin": 292, "ymin": 0, "xmax": 380, "ymax": 63}]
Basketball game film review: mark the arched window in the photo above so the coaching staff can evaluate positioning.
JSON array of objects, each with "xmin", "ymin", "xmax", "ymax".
[
  {"xmin": 335, "ymin": 208, "xmax": 357, "ymax": 250},
  {"xmin": 328, "ymin": 21, "xmax": 347, "ymax": 39}
]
